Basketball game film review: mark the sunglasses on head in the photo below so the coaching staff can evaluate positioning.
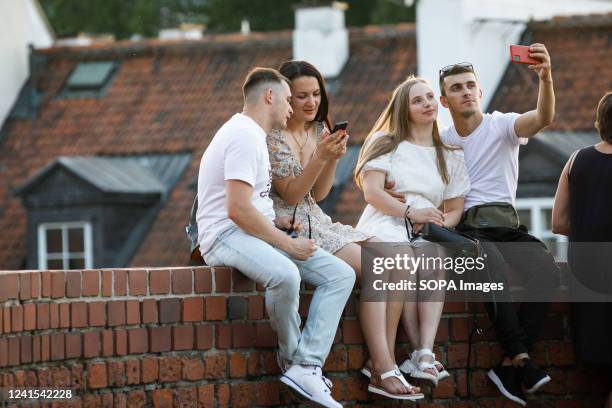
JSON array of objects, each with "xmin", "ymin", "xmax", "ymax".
[{"xmin": 439, "ymin": 62, "xmax": 474, "ymax": 78}]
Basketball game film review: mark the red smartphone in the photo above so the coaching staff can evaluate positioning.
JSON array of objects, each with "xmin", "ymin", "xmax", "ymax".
[
  {"xmin": 331, "ymin": 121, "xmax": 348, "ymax": 133},
  {"xmin": 509, "ymin": 45, "xmax": 539, "ymax": 65}
]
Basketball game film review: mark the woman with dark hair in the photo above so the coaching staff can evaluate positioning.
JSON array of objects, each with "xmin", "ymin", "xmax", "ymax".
[
  {"xmin": 267, "ymin": 60, "xmax": 423, "ymax": 400},
  {"xmin": 552, "ymin": 91, "xmax": 612, "ymax": 408},
  {"xmin": 355, "ymin": 76, "xmax": 469, "ymax": 387}
]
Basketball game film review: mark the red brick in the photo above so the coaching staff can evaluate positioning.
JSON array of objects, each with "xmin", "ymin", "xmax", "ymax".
[
  {"xmin": 20, "ymin": 336, "xmax": 32, "ymax": 364},
  {"xmin": 41, "ymin": 271, "xmax": 51, "ymax": 297},
  {"xmin": 101, "ymin": 270, "xmax": 112, "ymax": 296},
  {"xmin": 126, "ymin": 359, "xmax": 140, "ymax": 385},
  {"xmin": 248, "ymin": 295, "xmax": 264, "ymax": 320},
  {"xmin": 232, "ymin": 322, "xmax": 256, "ymax": 348},
  {"xmin": 50, "ymin": 333, "xmax": 64, "ymax": 360},
  {"xmin": 435, "ymin": 318, "xmax": 450, "ymax": 343},
  {"xmin": 205, "ymin": 353, "xmax": 227, "ymax": 380},
  {"xmin": 102, "ymin": 391, "xmax": 114, "ymax": 407},
  {"xmin": 216, "ymin": 323, "xmax": 232, "ymax": 349},
  {"xmin": 141, "ymin": 356, "xmax": 158, "ymax": 383},
  {"xmin": 40, "ymin": 334, "xmax": 50, "ymax": 361},
  {"xmin": 126, "ymin": 299, "xmax": 140, "ymax": 325},
  {"xmin": 232, "ymin": 269, "xmax": 254, "ymax": 292},
  {"xmin": 229, "ymin": 352, "xmax": 247, "ymax": 378},
  {"xmin": 88, "ymin": 362, "xmax": 107, "ymax": 389},
  {"xmin": 38, "ymin": 366, "xmax": 50, "ymax": 386},
  {"xmin": 172, "ymin": 268, "xmax": 192, "ymax": 294},
  {"xmin": 196, "ymin": 324, "xmax": 213, "ymax": 350},
  {"xmin": 19, "ymin": 273, "xmax": 31, "ymax": 300},
  {"xmin": 198, "ymin": 384, "xmax": 214, "ymax": 407},
  {"xmin": 216, "ymin": 383, "xmax": 230, "ymax": 408},
  {"xmin": 342, "ymin": 319, "xmax": 364, "ymax": 344},
  {"xmin": 150, "ymin": 326, "xmax": 171, "ymax": 352},
  {"xmin": 83, "ymin": 394, "xmax": 101, "ymax": 406},
  {"xmin": 182, "ymin": 356, "xmax": 204, "ymax": 381},
  {"xmin": 51, "ymin": 271, "xmax": 66, "ymax": 298},
  {"xmin": 11, "ymin": 305, "xmax": 23, "ymax": 332},
  {"xmin": 49, "ymin": 302, "xmax": 59, "ymax": 328},
  {"xmin": 65, "ymin": 332, "xmax": 82, "ymax": 359},
  {"xmin": 108, "ymin": 360, "xmax": 126, "ymax": 387},
  {"xmin": 255, "ymin": 322, "xmax": 277, "ymax": 348},
  {"xmin": 172, "ymin": 325, "xmax": 194, "ymax": 351},
  {"xmin": 159, "ymin": 355, "xmax": 182, "ymax": 382},
  {"xmin": 159, "ymin": 298, "xmax": 181, "ymax": 323},
  {"xmin": 108, "ymin": 300, "xmax": 126, "ymax": 326},
  {"xmin": 152, "ymin": 388, "xmax": 173, "ymax": 407},
  {"xmin": 128, "ymin": 270, "xmax": 147, "ymax": 296},
  {"xmin": 347, "ymin": 346, "xmax": 366, "ymax": 370},
  {"xmin": 215, "ymin": 267, "xmax": 231, "ymax": 292},
  {"xmin": 194, "ymin": 268, "xmax": 212, "ymax": 293},
  {"xmin": 30, "ymin": 272, "xmax": 40, "ymax": 298},
  {"xmin": 128, "ymin": 327, "xmax": 148, "ymax": 354},
  {"xmin": 174, "ymin": 387, "xmax": 197, "ymax": 407},
  {"xmin": 182, "ymin": 297, "xmax": 203, "ymax": 322},
  {"xmin": 66, "ymin": 271, "xmax": 81, "ymax": 298},
  {"xmin": 142, "ymin": 298, "xmax": 157, "ymax": 323},
  {"xmin": 88, "ymin": 301, "xmax": 106, "ymax": 326},
  {"xmin": 549, "ymin": 341, "xmax": 576, "ymax": 366},
  {"xmin": 114, "ymin": 270, "xmax": 127, "ymax": 296},
  {"xmin": 127, "ymin": 389, "xmax": 146, "ymax": 408},
  {"xmin": 255, "ymin": 381, "xmax": 280, "ymax": 406},
  {"xmin": 51, "ymin": 366, "xmax": 70, "ymax": 387},
  {"xmin": 149, "ymin": 269, "xmax": 170, "ymax": 294},
  {"xmin": 72, "ymin": 363, "xmax": 85, "ymax": 391},
  {"xmin": 450, "ymin": 317, "xmax": 469, "ymax": 341},
  {"xmin": 36, "ymin": 303, "xmax": 49, "ymax": 330},
  {"xmin": 82, "ymin": 270, "xmax": 100, "ymax": 296},
  {"xmin": 2, "ymin": 307, "xmax": 9, "ymax": 333},
  {"xmin": 205, "ymin": 296, "xmax": 226, "ymax": 320},
  {"xmin": 323, "ymin": 347, "xmax": 346, "ymax": 372},
  {"xmin": 231, "ymin": 382, "xmax": 255, "ymax": 407},
  {"xmin": 60, "ymin": 302, "xmax": 70, "ymax": 328},
  {"xmin": 83, "ymin": 331, "xmax": 100, "ymax": 358},
  {"xmin": 447, "ymin": 343, "xmax": 471, "ymax": 368},
  {"xmin": 0, "ymin": 273, "xmax": 18, "ymax": 301},
  {"xmin": 115, "ymin": 328, "xmax": 128, "ymax": 356},
  {"xmin": 102, "ymin": 329, "xmax": 113, "ymax": 357},
  {"xmin": 71, "ymin": 301, "xmax": 87, "ymax": 328}
]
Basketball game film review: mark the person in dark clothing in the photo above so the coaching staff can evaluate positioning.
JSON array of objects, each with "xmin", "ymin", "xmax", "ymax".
[
  {"xmin": 438, "ymin": 44, "xmax": 558, "ymax": 406},
  {"xmin": 553, "ymin": 91, "xmax": 612, "ymax": 408}
]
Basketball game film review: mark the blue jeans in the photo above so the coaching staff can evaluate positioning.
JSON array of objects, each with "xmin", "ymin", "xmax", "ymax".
[{"xmin": 204, "ymin": 226, "xmax": 355, "ymax": 366}]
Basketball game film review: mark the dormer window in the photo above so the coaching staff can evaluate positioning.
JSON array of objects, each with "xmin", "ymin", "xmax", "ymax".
[
  {"xmin": 38, "ymin": 222, "xmax": 93, "ymax": 269},
  {"xmin": 60, "ymin": 61, "xmax": 118, "ymax": 98}
]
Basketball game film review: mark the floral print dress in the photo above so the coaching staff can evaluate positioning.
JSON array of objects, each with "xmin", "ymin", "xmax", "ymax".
[{"xmin": 267, "ymin": 122, "xmax": 372, "ymax": 254}]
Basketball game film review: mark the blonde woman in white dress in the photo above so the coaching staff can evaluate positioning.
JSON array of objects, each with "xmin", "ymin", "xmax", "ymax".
[{"xmin": 354, "ymin": 76, "xmax": 470, "ymax": 387}]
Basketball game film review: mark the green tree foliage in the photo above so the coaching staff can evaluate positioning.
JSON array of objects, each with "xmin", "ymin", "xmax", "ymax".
[{"xmin": 40, "ymin": 0, "xmax": 415, "ymax": 39}]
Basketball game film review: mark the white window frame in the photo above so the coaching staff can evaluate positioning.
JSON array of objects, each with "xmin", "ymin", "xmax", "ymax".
[
  {"xmin": 515, "ymin": 197, "xmax": 568, "ymax": 259},
  {"xmin": 38, "ymin": 222, "xmax": 93, "ymax": 269}
]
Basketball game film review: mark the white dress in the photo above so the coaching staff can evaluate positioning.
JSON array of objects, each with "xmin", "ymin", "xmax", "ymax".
[{"xmin": 356, "ymin": 137, "xmax": 470, "ymax": 242}]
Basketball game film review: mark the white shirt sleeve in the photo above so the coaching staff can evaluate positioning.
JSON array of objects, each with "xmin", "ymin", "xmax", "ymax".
[
  {"xmin": 494, "ymin": 111, "xmax": 527, "ymax": 146},
  {"xmin": 443, "ymin": 149, "xmax": 471, "ymax": 200},
  {"xmin": 223, "ymin": 131, "xmax": 258, "ymax": 187}
]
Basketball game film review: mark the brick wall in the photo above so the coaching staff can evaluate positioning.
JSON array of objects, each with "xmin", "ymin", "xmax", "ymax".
[{"xmin": 0, "ymin": 267, "xmax": 608, "ymax": 407}]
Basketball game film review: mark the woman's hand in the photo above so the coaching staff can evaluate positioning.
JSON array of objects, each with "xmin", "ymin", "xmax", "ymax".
[
  {"xmin": 384, "ymin": 180, "xmax": 406, "ymax": 203},
  {"xmin": 407, "ymin": 207, "xmax": 445, "ymax": 226},
  {"xmin": 315, "ymin": 129, "xmax": 348, "ymax": 161},
  {"xmin": 274, "ymin": 216, "xmax": 302, "ymax": 232}
]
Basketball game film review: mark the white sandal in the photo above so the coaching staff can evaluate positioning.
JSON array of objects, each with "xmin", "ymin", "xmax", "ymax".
[
  {"xmin": 368, "ymin": 366, "xmax": 424, "ymax": 401},
  {"xmin": 435, "ymin": 359, "xmax": 450, "ymax": 381},
  {"xmin": 408, "ymin": 348, "xmax": 439, "ymax": 386}
]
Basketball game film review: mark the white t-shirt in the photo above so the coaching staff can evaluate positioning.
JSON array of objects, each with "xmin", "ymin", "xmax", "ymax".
[
  {"xmin": 440, "ymin": 111, "xmax": 527, "ymax": 210},
  {"xmin": 196, "ymin": 113, "xmax": 275, "ymax": 254},
  {"xmin": 356, "ymin": 135, "xmax": 470, "ymax": 242}
]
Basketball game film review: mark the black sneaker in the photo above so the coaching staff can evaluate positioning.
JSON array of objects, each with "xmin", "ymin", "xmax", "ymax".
[
  {"xmin": 487, "ymin": 365, "xmax": 527, "ymax": 406},
  {"xmin": 516, "ymin": 358, "xmax": 551, "ymax": 394}
]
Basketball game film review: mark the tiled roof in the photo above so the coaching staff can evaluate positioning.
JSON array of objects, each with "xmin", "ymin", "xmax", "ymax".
[{"xmin": 0, "ymin": 24, "xmax": 416, "ymax": 269}]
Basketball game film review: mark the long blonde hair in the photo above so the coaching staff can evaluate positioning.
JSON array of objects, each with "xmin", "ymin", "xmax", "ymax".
[{"xmin": 354, "ymin": 75, "xmax": 452, "ymax": 189}]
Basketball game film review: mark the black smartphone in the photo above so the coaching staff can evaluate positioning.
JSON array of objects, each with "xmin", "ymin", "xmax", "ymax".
[{"xmin": 331, "ymin": 121, "xmax": 348, "ymax": 133}]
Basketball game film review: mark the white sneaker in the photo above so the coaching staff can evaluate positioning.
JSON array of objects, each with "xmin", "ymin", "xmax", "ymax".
[{"xmin": 280, "ymin": 365, "xmax": 341, "ymax": 408}]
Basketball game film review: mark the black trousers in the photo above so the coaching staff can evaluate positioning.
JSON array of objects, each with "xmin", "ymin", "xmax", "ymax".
[{"xmin": 457, "ymin": 224, "xmax": 560, "ymax": 358}]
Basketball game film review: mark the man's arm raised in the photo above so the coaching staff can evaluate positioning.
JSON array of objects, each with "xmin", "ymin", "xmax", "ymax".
[
  {"xmin": 514, "ymin": 43, "xmax": 555, "ymax": 139},
  {"xmin": 225, "ymin": 179, "xmax": 316, "ymax": 260}
]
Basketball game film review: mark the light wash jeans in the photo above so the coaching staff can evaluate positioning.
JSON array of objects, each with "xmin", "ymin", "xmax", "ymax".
[{"xmin": 204, "ymin": 226, "xmax": 355, "ymax": 366}]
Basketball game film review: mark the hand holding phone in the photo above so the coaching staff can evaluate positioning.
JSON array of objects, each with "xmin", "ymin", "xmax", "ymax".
[
  {"xmin": 331, "ymin": 121, "xmax": 348, "ymax": 133},
  {"xmin": 509, "ymin": 45, "xmax": 539, "ymax": 65}
]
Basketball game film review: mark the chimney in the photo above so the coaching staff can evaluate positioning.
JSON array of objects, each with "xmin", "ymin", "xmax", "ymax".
[
  {"xmin": 293, "ymin": 2, "xmax": 349, "ymax": 78},
  {"xmin": 159, "ymin": 23, "xmax": 204, "ymax": 40},
  {"xmin": 417, "ymin": 0, "xmax": 612, "ymax": 126}
]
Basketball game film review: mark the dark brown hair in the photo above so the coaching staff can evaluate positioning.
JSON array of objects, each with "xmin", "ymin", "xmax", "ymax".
[
  {"xmin": 242, "ymin": 67, "xmax": 289, "ymax": 99},
  {"xmin": 278, "ymin": 60, "xmax": 332, "ymax": 129},
  {"xmin": 439, "ymin": 64, "xmax": 477, "ymax": 97},
  {"xmin": 596, "ymin": 92, "xmax": 612, "ymax": 143}
]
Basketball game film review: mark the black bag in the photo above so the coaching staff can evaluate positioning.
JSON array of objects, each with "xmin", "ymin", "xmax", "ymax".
[
  {"xmin": 405, "ymin": 216, "xmax": 480, "ymax": 258},
  {"xmin": 186, "ymin": 196, "xmax": 204, "ymax": 262}
]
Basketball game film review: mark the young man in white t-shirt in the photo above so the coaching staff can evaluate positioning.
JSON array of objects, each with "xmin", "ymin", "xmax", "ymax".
[
  {"xmin": 438, "ymin": 45, "xmax": 558, "ymax": 406},
  {"xmin": 196, "ymin": 67, "xmax": 354, "ymax": 408}
]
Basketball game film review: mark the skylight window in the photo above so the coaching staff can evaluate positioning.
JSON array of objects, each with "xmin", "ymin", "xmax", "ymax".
[{"xmin": 60, "ymin": 61, "xmax": 118, "ymax": 98}]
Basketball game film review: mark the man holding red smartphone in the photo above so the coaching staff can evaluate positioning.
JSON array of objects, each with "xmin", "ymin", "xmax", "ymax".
[{"xmin": 437, "ymin": 44, "xmax": 557, "ymax": 406}]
